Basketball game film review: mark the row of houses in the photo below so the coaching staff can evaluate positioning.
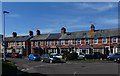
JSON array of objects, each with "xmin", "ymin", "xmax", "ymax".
[{"xmin": 0, "ymin": 24, "xmax": 120, "ymax": 56}]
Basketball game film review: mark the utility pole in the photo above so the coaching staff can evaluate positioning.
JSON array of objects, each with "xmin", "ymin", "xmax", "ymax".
[{"xmin": 3, "ymin": 11, "xmax": 9, "ymax": 61}]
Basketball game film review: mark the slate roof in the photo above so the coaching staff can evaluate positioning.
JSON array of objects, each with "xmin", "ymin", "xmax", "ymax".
[
  {"xmin": 15, "ymin": 36, "xmax": 32, "ymax": 41},
  {"xmin": 5, "ymin": 35, "xmax": 32, "ymax": 42},
  {"xmin": 30, "ymin": 34, "xmax": 49, "ymax": 41},
  {"xmin": 47, "ymin": 33, "xmax": 61, "ymax": 40},
  {"xmin": 4, "ymin": 28, "xmax": 120, "ymax": 41},
  {"xmin": 5, "ymin": 37, "xmax": 16, "ymax": 42},
  {"xmin": 59, "ymin": 28, "xmax": 120, "ymax": 39}
]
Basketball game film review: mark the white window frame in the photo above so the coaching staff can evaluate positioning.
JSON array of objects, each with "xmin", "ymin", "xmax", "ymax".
[
  {"xmin": 54, "ymin": 40, "xmax": 58, "ymax": 45},
  {"xmin": 61, "ymin": 40, "xmax": 65, "ymax": 45},
  {"xmin": 85, "ymin": 38, "xmax": 89, "ymax": 44},
  {"xmin": 47, "ymin": 40, "xmax": 51, "ymax": 46},
  {"xmin": 102, "ymin": 37, "xmax": 107, "ymax": 44},
  {"xmin": 93, "ymin": 38, "xmax": 98, "ymax": 44},
  {"xmin": 76, "ymin": 39, "xmax": 81, "ymax": 44},
  {"xmin": 112, "ymin": 37, "xmax": 118, "ymax": 43}
]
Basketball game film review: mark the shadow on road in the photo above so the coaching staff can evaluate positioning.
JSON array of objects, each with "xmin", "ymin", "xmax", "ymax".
[{"xmin": 17, "ymin": 70, "xmax": 47, "ymax": 76}]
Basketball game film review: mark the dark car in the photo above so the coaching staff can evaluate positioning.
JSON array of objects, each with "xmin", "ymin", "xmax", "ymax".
[
  {"xmin": 41, "ymin": 54, "xmax": 61, "ymax": 63},
  {"xmin": 85, "ymin": 52, "xmax": 107, "ymax": 60},
  {"xmin": 107, "ymin": 53, "xmax": 120, "ymax": 61},
  {"xmin": 28, "ymin": 54, "xmax": 41, "ymax": 61}
]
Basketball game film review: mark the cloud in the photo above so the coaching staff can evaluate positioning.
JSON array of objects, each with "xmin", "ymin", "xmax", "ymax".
[{"xmin": 73, "ymin": 2, "xmax": 117, "ymax": 12}]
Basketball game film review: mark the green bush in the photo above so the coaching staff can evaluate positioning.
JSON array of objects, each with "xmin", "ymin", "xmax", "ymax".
[{"xmin": 2, "ymin": 61, "xmax": 17, "ymax": 76}]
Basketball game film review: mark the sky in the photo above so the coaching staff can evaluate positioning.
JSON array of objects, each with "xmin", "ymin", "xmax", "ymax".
[{"xmin": 1, "ymin": 2, "xmax": 119, "ymax": 36}]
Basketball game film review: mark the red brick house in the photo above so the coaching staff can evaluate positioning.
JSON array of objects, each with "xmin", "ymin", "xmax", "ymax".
[
  {"xmin": 5, "ymin": 31, "xmax": 33, "ymax": 56},
  {"xmin": 30, "ymin": 24, "xmax": 120, "ymax": 55}
]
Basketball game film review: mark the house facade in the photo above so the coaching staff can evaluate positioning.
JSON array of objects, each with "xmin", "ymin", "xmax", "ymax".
[
  {"xmin": 30, "ymin": 24, "xmax": 120, "ymax": 55},
  {"xmin": 5, "ymin": 31, "xmax": 33, "ymax": 56}
]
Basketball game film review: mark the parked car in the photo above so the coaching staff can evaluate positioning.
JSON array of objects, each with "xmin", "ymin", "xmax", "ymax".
[
  {"xmin": 28, "ymin": 54, "xmax": 41, "ymax": 61},
  {"xmin": 107, "ymin": 53, "xmax": 120, "ymax": 61},
  {"xmin": 50, "ymin": 53, "xmax": 63, "ymax": 59},
  {"xmin": 41, "ymin": 54, "xmax": 61, "ymax": 63},
  {"xmin": 85, "ymin": 52, "xmax": 107, "ymax": 60},
  {"xmin": 10, "ymin": 52, "xmax": 22, "ymax": 58}
]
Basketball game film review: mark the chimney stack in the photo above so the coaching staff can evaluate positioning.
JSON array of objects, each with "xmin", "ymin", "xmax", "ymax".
[
  {"xmin": 91, "ymin": 24, "xmax": 95, "ymax": 32},
  {"xmin": 61, "ymin": 27, "xmax": 66, "ymax": 35},
  {"xmin": 36, "ymin": 30, "xmax": 40, "ymax": 36},
  {"xmin": 12, "ymin": 32, "xmax": 17, "ymax": 37},
  {"xmin": 29, "ymin": 31, "xmax": 33, "ymax": 36}
]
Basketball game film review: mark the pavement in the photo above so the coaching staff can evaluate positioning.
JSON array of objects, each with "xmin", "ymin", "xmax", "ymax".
[{"xmin": 7, "ymin": 58, "xmax": 120, "ymax": 76}]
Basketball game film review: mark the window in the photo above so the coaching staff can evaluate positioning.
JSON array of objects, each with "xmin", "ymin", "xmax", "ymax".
[
  {"xmin": 102, "ymin": 37, "xmax": 107, "ymax": 44},
  {"xmin": 68, "ymin": 40, "xmax": 73, "ymax": 45},
  {"xmin": 48, "ymin": 41, "xmax": 51, "ymax": 46},
  {"xmin": 61, "ymin": 40, "xmax": 65, "ymax": 45},
  {"xmin": 85, "ymin": 38, "xmax": 89, "ymax": 44},
  {"xmin": 76, "ymin": 38, "xmax": 81, "ymax": 44},
  {"xmin": 33, "ymin": 41, "xmax": 35, "ymax": 46},
  {"xmin": 43, "ymin": 41, "xmax": 46, "ymax": 45},
  {"xmin": 112, "ymin": 37, "xmax": 118, "ymax": 43},
  {"xmin": 93, "ymin": 37, "xmax": 98, "ymax": 44},
  {"xmin": 54, "ymin": 40, "xmax": 58, "ymax": 45},
  {"xmin": 38, "ymin": 41, "xmax": 41, "ymax": 46}
]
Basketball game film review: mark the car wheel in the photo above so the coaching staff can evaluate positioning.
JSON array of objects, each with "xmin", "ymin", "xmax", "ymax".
[{"xmin": 50, "ymin": 60, "xmax": 53, "ymax": 63}]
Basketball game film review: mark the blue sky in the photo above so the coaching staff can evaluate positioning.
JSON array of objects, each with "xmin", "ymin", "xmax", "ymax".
[{"xmin": 1, "ymin": 2, "xmax": 118, "ymax": 36}]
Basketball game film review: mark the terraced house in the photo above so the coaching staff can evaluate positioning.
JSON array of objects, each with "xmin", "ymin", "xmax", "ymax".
[
  {"xmin": 5, "ymin": 31, "xmax": 33, "ymax": 56},
  {"xmin": 30, "ymin": 24, "xmax": 120, "ymax": 56}
]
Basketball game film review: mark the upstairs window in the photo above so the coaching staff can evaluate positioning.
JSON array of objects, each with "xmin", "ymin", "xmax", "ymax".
[
  {"xmin": 54, "ymin": 40, "xmax": 58, "ymax": 45},
  {"xmin": 48, "ymin": 41, "xmax": 51, "ymax": 46},
  {"xmin": 38, "ymin": 41, "xmax": 41, "ymax": 46},
  {"xmin": 68, "ymin": 40, "xmax": 73, "ymax": 45},
  {"xmin": 61, "ymin": 40, "xmax": 65, "ymax": 45},
  {"xmin": 112, "ymin": 37, "xmax": 118, "ymax": 43},
  {"xmin": 102, "ymin": 37, "xmax": 107, "ymax": 44},
  {"xmin": 33, "ymin": 41, "xmax": 35, "ymax": 46},
  {"xmin": 43, "ymin": 41, "xmax": 46, "ymax": 45},
  {"xmin": 85, "ymin": 38, "xmax": 89, "ymax": 44},
  {"xmin": 76, "ymin": 38, "xmax": 81, "ymax": 44},
  {"xmin": 94, "ymin": 36, "xmax": 98, "ymax": 44}
]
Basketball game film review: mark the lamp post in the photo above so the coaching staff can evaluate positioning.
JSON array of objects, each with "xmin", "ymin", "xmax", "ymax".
[{"xmin": 3, "ymin": 11, "xmax": 9, "ymax": 61}]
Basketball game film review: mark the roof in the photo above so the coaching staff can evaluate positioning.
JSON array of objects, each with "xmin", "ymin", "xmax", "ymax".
[
  {"xmin": 15, "ymin": 35, "xmax": 32, "ymax": 41},
  {"xmin": 47, "ymin": 33, "xmax": 61, "ymax": 40},
  {"xmin": 4, "ymin": 28, "xmax": 120, "ymax": 41},
  {"xmin": 5, "ymin": 35, "xmax": 33, "ymax": 42},
  {"xmin": 30, "ymin": 34, "xmax": 49, "ymax": 41},
  {"xmin": 60, "ymin": 28, "xmax": 120, "ymax": 39}
]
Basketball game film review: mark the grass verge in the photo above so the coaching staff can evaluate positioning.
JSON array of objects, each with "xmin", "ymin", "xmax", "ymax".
[{"xmin": 2, "ymin": 60, "xmax": 17, "ymax": 76}]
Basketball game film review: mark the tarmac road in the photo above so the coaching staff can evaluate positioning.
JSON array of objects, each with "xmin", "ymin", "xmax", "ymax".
[{"xmin": 7, "ymin": 58, "xmax": 120, "ymax": 76}]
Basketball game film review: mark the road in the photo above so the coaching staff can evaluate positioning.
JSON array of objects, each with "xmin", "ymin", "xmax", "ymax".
[{"xmin": 7, "ymin": 58, "xmax": 120, "ymax": 76}]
